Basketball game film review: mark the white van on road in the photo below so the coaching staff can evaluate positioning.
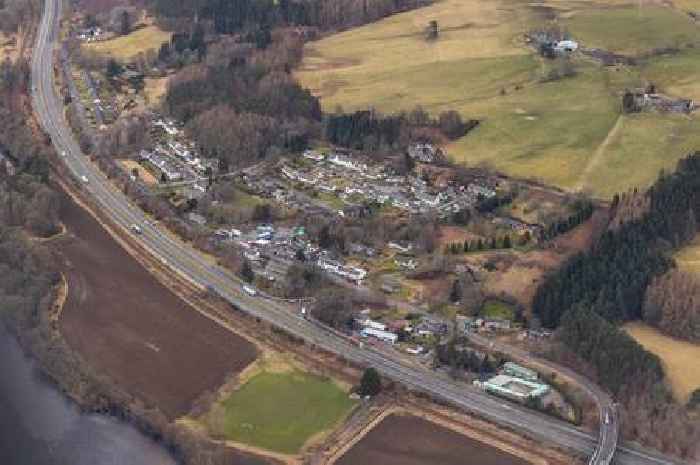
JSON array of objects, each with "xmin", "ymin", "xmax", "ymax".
[{"xmin": 243, "ymin": 285, "xmax": 257, "ymax": 297}]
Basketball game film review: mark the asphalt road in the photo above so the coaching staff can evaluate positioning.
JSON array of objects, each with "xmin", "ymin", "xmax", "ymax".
[
  {"xmin": 467, "ymin": 333, "xmax": 619, "ymax": 465},
  {"xmin": 30, "ymin": 2, "xmax": 683, "ymax": 464}
]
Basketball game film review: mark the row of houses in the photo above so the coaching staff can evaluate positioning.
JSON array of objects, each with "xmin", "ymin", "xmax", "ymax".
[
  {"xmin": 356, "ymin": 315, "xmax": 447, "ymax": 346},
  {"xmin": 317, "ymin": 256, "xmax": 367, "ymax": 283},
  {"xmin": 279, "ymin": 152, "xmax": 498, "ymax": 218}
]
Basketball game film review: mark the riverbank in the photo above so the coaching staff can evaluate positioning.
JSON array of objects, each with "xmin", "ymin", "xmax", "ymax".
[{"xmin": 0, "ymin": 324, "xmax": 176, "ymax": 465}]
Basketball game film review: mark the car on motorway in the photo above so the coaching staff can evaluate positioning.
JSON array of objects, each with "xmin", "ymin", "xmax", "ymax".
[{"xmin": 243, "ymin": 285, "xmax": 257, "ymax": 297}]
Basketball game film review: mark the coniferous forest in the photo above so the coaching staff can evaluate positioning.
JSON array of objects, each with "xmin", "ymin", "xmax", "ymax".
[
  {"xmin": 534, "ymin": 153, "xmax": 700, "ymax": 328},
  {"xmin": 534, "ymin": 153, "xmax": 700, "ymax": 400}
]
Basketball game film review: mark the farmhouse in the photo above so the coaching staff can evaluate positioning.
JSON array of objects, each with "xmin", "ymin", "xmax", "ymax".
[{"xmin": 553, "ymin": 39, "xmax": 578, "ymax": 53}]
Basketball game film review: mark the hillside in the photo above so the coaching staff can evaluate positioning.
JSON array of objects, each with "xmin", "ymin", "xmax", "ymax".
[{"xmin": 297, "ymin": 0, "xmax": 700, "ymax": 197}]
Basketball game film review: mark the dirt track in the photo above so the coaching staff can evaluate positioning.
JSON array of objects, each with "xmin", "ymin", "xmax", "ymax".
[
  {"xmin": 57, "ymin": 196, "xmax": 258, "ymax": 419},
  {"xmin": 336, "ymin": 414, "xmax": 530, "ymax": 465}
]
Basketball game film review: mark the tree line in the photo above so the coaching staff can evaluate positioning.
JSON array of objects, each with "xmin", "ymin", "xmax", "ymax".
[
  {"xmin": 324, "ymin": 108, "xmax": 478, "ymax": 150},
  {"xmin": 153, "ymin": 0, "xmax": 432, "ymax": 34},
  {"xmin": 540, "ymin": 198, "xmax": 594, "ymax": 241},
  {"xmin": 643, "ymin": 269, "xmax": 700, "ymax": 343},
  {"xmin": 533, "ymin": 153, "xmax": 700, "ymax": 328}
]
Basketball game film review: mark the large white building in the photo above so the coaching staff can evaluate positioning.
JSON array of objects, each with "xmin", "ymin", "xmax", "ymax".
[{"xmin": 360, "ymin": 327, "xmax": 398, "ymax": 344}]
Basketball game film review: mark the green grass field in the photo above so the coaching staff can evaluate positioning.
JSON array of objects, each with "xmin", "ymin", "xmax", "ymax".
[
  {"xmin": 296, "ymin": 0, "xmax": 700, "ymax": 198},
  {"xmin": 84, "ymin": 25, "xmax": 171, "ymax": 62},
  {"xmin": 214, "ymin": 370, "xmax": 356, "ymax": 454},
  {"xmin": 481, "ymin": 300, "xmax": 515, "ymax": 320}
]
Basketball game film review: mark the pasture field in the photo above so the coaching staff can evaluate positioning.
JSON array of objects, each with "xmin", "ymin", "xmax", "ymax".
[
  {"xmin": 675, "ymin": 234, "xmax": 700, "ymax": 274},
  {"xmin": 297, "ymin": 0, "xmax": 700, "ymax": 197},
  {"xmin": 624, "ymin": 322, "xmax": 700, "ymax": 403},
  {"xmin": 84, "ymin": 25, "xmax": 171, "ymax": 62},
  {"xmin": 209, "ymin": 367, "xmax": 356, "ymax": 454}
]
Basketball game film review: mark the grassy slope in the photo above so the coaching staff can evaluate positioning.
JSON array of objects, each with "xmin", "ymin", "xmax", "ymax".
[
  {"xmin": 624, "ymin": 322, "xmax": 700, "ymax": 403},
  {"xmin": 297, "ymin": 0, "xmax": 700, "ymax": 198},
  {"xmin": 84, "ymin": 25, "xmax": 171, "ymax": 62},
  {"xmin": 675, "ymin": 234, "xmax": 700, "ymax": 274},
  {"xmin": 218, "ymin": 371, "xmax": 355, "ymax": 454}
]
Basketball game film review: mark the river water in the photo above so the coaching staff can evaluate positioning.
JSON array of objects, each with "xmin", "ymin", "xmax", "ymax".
[{"xmin": 0, "ymin": 325, "xmax": 177, "ymax": 465}]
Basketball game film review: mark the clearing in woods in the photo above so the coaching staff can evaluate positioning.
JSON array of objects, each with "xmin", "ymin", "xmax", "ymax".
[
  {"xmin": 624, "ymin": 322, "xmax": 700, "ymax": 403},
  {"xmin": 84, "ymin": 25, "xmax": 171, "ymax": 62},
  {"xmin": 296, "ymin": 0, "xmax": 700, "ymax": 198}
]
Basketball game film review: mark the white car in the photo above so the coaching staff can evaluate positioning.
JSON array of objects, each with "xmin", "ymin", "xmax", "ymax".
[
  {"xmin": 130, "ymin": 224, "xmax": 142, "ymax": 234},
  {"xmin": 243, "ymin": 285, "xmax": 257, "ymax": 297},
  {"xmin": 80, "ymin": 175, "xmax": 89, "ymax": 183},
  {"xmin": 61, "ymin": 150, "xmax": 67, "ymax": 157}
]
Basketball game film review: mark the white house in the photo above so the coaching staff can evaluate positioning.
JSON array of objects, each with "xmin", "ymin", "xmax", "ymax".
[
  {"xmin": 553, "ymin": 40, "xmax": 578, "ymax": 53},
  {"xmin": 360, "ymin": 327, "xmax": 398, "ymax": 344}
]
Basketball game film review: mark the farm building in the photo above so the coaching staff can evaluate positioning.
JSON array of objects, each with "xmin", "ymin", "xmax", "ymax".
[
  {"xmin": 503, "ymin": 362, "xmax": 539, "ymax": 382},
  {"xmin": 553, "ymin": 39, "xmax": 578, "ymax": 53},
  {"xmin": 360, "ymin": 327, "xmax": 398, "ymax": 344},
  {"xmin": 474, "ymin": 374, "xmax": 549, "ymax": 402}
]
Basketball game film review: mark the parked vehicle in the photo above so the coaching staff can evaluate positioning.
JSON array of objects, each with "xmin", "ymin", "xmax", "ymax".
[{"xmin": 243, "ymin": 285, "xmax": 257, "ymax": 297}]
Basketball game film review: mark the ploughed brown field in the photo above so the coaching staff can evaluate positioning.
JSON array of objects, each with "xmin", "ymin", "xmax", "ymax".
[
  {"xmin": 337, "ymin": 414, "xmax": 530, "ymax": 465},
  {"xmin": 57, "ymin": 196, "xmax": 258, "ymax": 419}
]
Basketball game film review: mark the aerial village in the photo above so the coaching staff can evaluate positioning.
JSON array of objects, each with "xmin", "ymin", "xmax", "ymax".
[{"xmin": 57, "ymin": 6, "xmax": 606, "ymax": 421}]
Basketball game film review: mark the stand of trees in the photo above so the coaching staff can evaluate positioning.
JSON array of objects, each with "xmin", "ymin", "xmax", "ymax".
[
  {"xmin": 643, "ymin": 269, "xmax": 700, "ymax": 343},
  {"xmin": 435, "ymin": 338, "xmax": 497, "ymax": 376},
  {"xmin": 324, "ymin": 108, "xmax": 478, "ymax": 150},
  {"xmin": 559, "ymin": 306, "xmax": 663, "ymax": 396},
  {"xmin": 533, "ymin": 155, "xmax": 700, "ymax": 460},
  {"xmin": 534, "ymin": 154, "xmax": 700, "ymax": 328},
  {"xmin": 153, "ymin": 0, "xmax": 432, "ymax": 34},
  {"xmin": 165, "ymin": 30, "xmax": 321, "ymax": 169},
  {"xmin": 540, "ymin": 198, "xmax": 594, "ymax": 241}
]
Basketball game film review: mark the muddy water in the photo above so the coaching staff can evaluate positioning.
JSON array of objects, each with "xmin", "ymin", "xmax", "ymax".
[{"xmin": 0, "ymin": 325, "xmax": 177, "ymax": 465}]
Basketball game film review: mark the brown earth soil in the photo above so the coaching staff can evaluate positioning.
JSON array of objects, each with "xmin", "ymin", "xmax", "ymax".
[
  {"xmin": 57, "ymin": 195, "xmax": 258, "ymax": 419},
  {"xmin": 335, "ymin": 413, "xmax": 531, "ymax": 465}
]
